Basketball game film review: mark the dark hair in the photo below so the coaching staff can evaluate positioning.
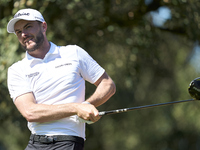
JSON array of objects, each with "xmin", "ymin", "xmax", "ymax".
[{"xmin": 36, "ymin": 21, "xmax": 43, "ymax": 24}]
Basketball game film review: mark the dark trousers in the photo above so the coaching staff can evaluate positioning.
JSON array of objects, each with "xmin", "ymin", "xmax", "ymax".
[{"xmin": 25, "ymin": 134, "xmax": 84, "ymax": 150}]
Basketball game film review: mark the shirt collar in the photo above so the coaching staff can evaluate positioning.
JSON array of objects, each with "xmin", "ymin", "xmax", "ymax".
[{"xmin": 25, "ymin": 42, "xmax": 60, "ymax": 67}]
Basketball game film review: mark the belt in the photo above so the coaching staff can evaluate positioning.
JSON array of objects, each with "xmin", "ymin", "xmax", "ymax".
[{"xmin": 30, "ymin": 134, "xmax": 84, "ymax": 144}]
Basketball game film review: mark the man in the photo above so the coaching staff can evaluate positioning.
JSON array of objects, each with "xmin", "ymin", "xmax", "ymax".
[{"xmin": 7, "ymin": 8, "xmax": 116, "ymax": 150}]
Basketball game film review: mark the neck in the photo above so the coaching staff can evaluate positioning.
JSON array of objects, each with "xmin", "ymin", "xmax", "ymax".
[{"xmin": 28, "ymin": 39, "xmax": 50, "ymax": 59}]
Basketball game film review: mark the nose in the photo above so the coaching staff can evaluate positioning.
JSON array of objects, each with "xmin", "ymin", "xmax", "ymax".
[{"xmin": 21, "ymin": 29, "xmax": 28, "ymax": 38}]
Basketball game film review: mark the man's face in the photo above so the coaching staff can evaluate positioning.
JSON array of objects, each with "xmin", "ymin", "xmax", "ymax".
[{"xmin": 14, "ymin": 20, "xmax": 45, "ymax": 52}]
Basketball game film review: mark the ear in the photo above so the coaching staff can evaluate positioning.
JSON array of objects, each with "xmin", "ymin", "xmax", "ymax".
[{"xmin": 41, "ymin": 22, "xmax": 47, "ymax": 33}]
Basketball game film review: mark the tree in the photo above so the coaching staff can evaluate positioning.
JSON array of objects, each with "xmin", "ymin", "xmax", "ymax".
[{"xmin": 0, "ymin": 0, "xmax": 200, "ymax": 149}]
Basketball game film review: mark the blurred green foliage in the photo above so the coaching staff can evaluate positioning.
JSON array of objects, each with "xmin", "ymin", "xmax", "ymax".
[{"xmin": 1, "ymin": 0, "xmax": 200, "ymax": 150}]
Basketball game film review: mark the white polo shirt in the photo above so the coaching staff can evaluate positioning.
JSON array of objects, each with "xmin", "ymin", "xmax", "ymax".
[{"xmin": 7, "ymin": 42, "xmax": 105, "ymax": 139}]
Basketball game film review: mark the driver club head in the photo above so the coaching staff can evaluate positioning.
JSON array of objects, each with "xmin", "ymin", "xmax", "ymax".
[{"xmin": 188, "ymin": 77, "xmax": 200, "ymax": 100}]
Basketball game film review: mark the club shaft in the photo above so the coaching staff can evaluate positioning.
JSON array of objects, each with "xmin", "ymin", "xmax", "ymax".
[{"xmin": 99, "ymin": 99, "xmax": 196, "ymax": 116}]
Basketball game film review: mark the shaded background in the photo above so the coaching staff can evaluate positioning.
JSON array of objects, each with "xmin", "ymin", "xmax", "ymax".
[{"xmin": 1, "ymin": 0, "xmax": 200, "ymax": 149}]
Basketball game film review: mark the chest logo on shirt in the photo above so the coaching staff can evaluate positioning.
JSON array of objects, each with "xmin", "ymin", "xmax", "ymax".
[
  {"xmin": 26, "ymin": 72, "xmax": 39, "ymax": 78},
  {"xmin": 55, "ymin": 63, "xmax": 72, "ymax": 68}
]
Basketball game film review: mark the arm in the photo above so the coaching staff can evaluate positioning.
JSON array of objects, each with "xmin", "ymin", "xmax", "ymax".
[
  {"xmin": 78, "ymin": 71, "xmax": 116, "ymax": 123},
  {"xmin": 85, "ymin": 72, "xmax": 116, "ymax": 107},
  {"xmin": 14, "ymin": 93, "xmax": 100, "ymax": 123},
  {"xmin": 14, "ymin": 72, "xmax": 115, "ymax": 123}
]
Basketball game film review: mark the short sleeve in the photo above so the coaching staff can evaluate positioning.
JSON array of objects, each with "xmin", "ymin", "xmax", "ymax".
[
  {"xmin": 7, "ymin": 64, "xmax": 32, "ymax": 102},
  {"xmin": 76, "ymin": 46, "xmax": 105, "ymax": 84}
]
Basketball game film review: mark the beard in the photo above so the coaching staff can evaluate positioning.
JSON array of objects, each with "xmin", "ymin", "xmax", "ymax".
[{"xmin": 21, "ymin": 30, "xmax": 44, "ymax": 52}]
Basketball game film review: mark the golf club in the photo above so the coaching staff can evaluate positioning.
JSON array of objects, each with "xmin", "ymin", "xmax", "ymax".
[
  {"xmin": 98, "ymin": 99, "xmax": 196, "ymax": 116},
  {"xmin": 80, "ymin": 77, "xmax": 200, "ymax": 124},
  {"xmin": 98, "ymin": 77, "xmax": 200, "ymax": 116}
]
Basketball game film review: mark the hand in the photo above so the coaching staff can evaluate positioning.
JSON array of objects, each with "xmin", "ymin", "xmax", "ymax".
[{"xmin": 76, "ymin": 103, "xmax": 101, "ymax": 123}]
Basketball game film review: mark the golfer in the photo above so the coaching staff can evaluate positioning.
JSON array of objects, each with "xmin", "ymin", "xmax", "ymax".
[{"xmin": 7, "ymin": 8, "xmax": 116, "ymax": 150}]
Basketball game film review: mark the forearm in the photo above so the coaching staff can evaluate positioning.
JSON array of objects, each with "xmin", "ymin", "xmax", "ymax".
[
  {"xmin": 15, "ymin": 92, "xmax": 100, "ymax": 123},
  {"xmin": 15, "ymin": 93, "xmax": 79, "ymax": 123},
  {"xmin": 28, "ymin": 102, "xmax": 100, "ymax": 123},
  {"xmin": 25, "ymin": 103, "xmax": 78, "ymax": 123}
]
